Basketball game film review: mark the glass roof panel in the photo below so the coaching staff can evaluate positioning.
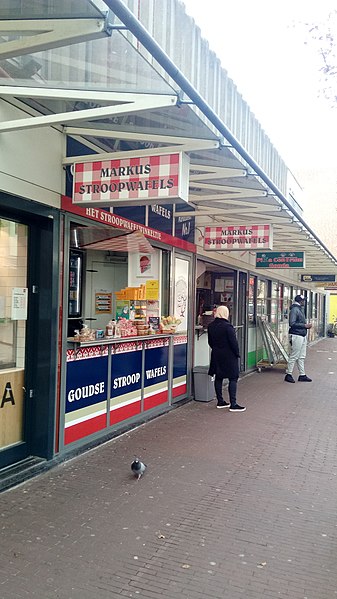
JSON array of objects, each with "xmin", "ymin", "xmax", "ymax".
[
  {"xmin": 0, "ymin": 31, "xmax": 175, "ymax": 94},
  {"xmin": 0, "ymin": 0, "xmax": 107, "ymax": 19}
]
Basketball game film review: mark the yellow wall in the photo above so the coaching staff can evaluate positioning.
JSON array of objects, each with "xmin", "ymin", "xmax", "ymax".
[{"xmin": 329, "ymin": 294, "xmax": 337, "ymax": 322}]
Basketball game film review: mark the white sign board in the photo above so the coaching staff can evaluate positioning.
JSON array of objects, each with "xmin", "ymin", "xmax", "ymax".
[
  {"xmin": 11, "ymin": 287, "xmax": 28, "ymax": 320},
  {"xmin": 72, "ymin": 152, "xmax": 190, "ymax": 207}
]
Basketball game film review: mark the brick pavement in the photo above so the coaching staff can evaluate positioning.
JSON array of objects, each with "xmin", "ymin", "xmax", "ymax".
[{"xmin": 1, "ymin": 337, "xmax": 337, "ymax": 598}]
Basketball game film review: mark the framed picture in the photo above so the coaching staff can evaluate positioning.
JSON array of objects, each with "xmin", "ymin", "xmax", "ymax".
[{"xmin": 136, "ymin": 253, "xmax": 153, "ymax": 277}]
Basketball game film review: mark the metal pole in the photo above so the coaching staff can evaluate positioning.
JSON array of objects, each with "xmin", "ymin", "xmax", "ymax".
[{"xmin": 105, "ymin": 0, "xmax": 337, "ymax": 265}]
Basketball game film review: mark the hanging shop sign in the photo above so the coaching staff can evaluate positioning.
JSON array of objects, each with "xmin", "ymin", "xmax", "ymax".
[
  {"xmin": 204, "ymin": 224, "xmax": 273, "ymax": 251},
  {"xmin": 72, "ymin": 152, "xmax": 190, "ymax": 207},
  {"xmin": 62, "ymin": 196, "xmax": 196, "ymax": 254},
  {"xmin": 256, "ymin": 252, "xmax": 305, "ymax": 269},
  {"xmin": 300, "ymin": 274, "xmax": 336, "ymax": 283},
  {"xmin": 322, "ymin": 282, "xmax": 337, "ymax": 290}
]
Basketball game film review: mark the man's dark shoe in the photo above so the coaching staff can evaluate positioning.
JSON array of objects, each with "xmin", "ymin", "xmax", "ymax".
[
  {"xmin": 216, "ymin": 400, "xmax": 230, "ymax": 409},
  {"xmin": 284, "ymin": 374, "xmax": 295, "ymax": 383},
  {"xmin": 298, "ymin": 375, "xmax": 312, "ymax": 382},
  {"xmin": 229, "ymin": 404, "xmax": 246, "ymax": 412}
]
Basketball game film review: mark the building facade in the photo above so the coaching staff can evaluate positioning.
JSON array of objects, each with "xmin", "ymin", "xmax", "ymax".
[{"xmin": 0, "ymin": 0, "xmax": 336, "ymax": 488}]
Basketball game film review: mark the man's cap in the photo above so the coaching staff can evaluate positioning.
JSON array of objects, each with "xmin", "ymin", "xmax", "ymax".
[{"xmin": 294, "ymin": 294, "xmax": 306, "ymax": 302}]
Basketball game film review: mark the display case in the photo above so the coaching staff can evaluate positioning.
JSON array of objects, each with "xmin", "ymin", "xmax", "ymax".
[{"xmin": 68, "ymin": 250, "xmax": 83, "ymax": 318}]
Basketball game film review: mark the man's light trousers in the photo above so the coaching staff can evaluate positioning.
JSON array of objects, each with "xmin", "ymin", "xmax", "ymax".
[{"xmin": 286, "ymin": 334, "xmax": 307, "ymax": 376}]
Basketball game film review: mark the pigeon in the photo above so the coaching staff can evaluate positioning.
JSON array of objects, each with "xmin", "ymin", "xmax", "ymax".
[{"xmin": 131, "ymin": 458, "xmax": 147, "ymax": 480}]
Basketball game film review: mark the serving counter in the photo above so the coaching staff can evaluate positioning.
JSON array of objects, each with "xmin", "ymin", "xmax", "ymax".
[{"xmin": 64, "ymin": 333, "xmax": 188, "ymax": 446}]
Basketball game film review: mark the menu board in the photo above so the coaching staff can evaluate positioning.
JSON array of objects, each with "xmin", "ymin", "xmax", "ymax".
[{"xmin": 95, "ymin": 291, "xmax": 112, "ymax": 314}]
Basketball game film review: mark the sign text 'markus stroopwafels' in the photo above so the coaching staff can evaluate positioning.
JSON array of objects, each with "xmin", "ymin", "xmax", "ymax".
[
  {"xmin": 204, "ymin": 224, "xmax": 273, "ymax": 251},
  {"xmin": 72, "ymin": 153, "xmax": 189, "ymax": 207}
]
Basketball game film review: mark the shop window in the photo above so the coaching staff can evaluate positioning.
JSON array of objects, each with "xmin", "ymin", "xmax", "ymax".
[
  {"xmin": 67, "ymin": 222, "xmax": 180, "ymax": 337},
  {"xmin": 257, "ymin": 279, "xmax": 268, "ymax": 318},
  {"xmin": 0, "ymin": 219, "xmax": 27, "ymax": 451},
  {"xmin": 161, "ymin": 250, "xmax": 170, "ymax": 318},
  {"xmin": 248, "ymin": 275, "xmax": 257, "ymax": 324},
  {"xmin": 308, "ymin": 292, "xmax": 313, "ymax": 320},
  {"xmin": 278, "ymin": 283, "xmax": 284, "ymax": 321},
  {"xmin": 314, "ymin": 293, "xmax": 318, "ymax": 319},
  {"xmin": 0, "ymin": 220, "xmax": 27, "ymax": 370},
  {"xmin": 270, "ymin": 281, "xmax": 279, "ymax": 326},
  {"xmin": 174, "ymin": 257, "xmax": 189, "ymax": 331},
  {"xmin": 283, "ymin": 286, "xmax": 290, "ymax": 320},
  {"xmin": 213, "ymin": 274, "xmax": 234, "ymax": 315}
]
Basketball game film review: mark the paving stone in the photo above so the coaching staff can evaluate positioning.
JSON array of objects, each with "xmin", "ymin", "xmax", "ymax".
[{"xmin": 1, "ymin": 338, "xmax": 337, "ymax": 598}]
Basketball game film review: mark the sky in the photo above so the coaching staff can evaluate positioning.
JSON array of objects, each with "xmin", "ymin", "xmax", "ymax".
[{"xmin": 182, "ymin": 0, "xmax": 337, "ymax": 172}]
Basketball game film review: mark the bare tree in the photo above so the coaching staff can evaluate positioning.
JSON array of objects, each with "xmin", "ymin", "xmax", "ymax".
[{"xmin": 304, "ymin": 10, "xmax": 337, "ymax": 105}]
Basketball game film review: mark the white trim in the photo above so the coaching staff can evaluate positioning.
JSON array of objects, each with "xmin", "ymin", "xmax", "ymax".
[
  {"xmin": 110, "ymin": 396, "xmax": 141, "ymax": 411},
  {"xmin": 0, "ymin": 19, "xmax": 108, "ymax": 60},
  {"xmin": 172, "ymin": 380, "xmax": 187, "ymax": 389},
  {"xmin": 143, "ymin": 384, "xmax": 169, "ymax": 399},
  {"xmin": 64, "ymin": 126, "xmax": 220, "ymax": 148},
  {"xmin": 64, "ymin": 407, "xmax": 107, "ymax": 428},
  {"xmin": 62, "ymin": 140, "xmax": 219, "ymax": 165},
  {"xmin": 0, "ymin": 87, "xmax": 174, "ymax": 103},
  {"xmin": 190, "ymin": 183, "xmax": 268, "ymax": 197},
  {"xmin": 0, "ymin": 95, "xmax": 177, "ymax": 133},
  {"xmin": 190, "ymin": 166, "xmax": 247, "ymax": 180}
]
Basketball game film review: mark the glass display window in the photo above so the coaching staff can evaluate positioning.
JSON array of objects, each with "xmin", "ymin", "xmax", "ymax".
[
  {"xmin": 67, "ymin": 222, "xmax": 184, "ymax": 338},
  {"xmin": 270, "ymin": 281, "xmax": 279, "ymax": 326},
  {"xmin": 256, "ymin": 279, "xmax": 268, "ymax": 318},
  {"xmin": 248, "ymin": 275, "xmax": 257, "ymax": 324},
  {"xmin": 283, "ymin": 286, "xmax": 291, "ymax": 320},
  {"xmin": 0, "ymin": 220, "xmax": 27, "ymax": 371},
  {"xmin": 0, "ymin": 218, "xmax": 27, "ymax": 451}
]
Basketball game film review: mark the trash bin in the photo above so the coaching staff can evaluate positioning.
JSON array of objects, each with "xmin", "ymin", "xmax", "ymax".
[{"xmin": 193, "ymin": 366, "xmax": 215, "ymax": 402}]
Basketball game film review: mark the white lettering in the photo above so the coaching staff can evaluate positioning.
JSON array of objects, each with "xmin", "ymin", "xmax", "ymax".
[
  {"xmin": 67, "ymin": 382, "xmax": 105, "ymax": 403},
  {"xmin": 113, "ymin": 372, "xmax": 141, "ymax": 389},
  {"xmin": 145, "ymin": 366, "xmax": 167, "ymax": 379}
]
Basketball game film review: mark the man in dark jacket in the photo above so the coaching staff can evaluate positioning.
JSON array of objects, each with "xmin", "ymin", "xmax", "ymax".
[
  {"xmin": 284, "ymin": 294, "xmax": 312, "ymax": 383},
  {"xmin": 208, "ymin": 305, "xmax": 246, "ymax": 412}
]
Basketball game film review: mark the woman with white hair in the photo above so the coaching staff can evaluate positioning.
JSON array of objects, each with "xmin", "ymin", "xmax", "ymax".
[{"xmin": 208, "ymin": 305, "xmax": 246, "ymax": 412}]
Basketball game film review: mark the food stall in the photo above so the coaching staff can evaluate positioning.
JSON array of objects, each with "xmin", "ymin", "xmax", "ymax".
[{"xmin": 59, "ymin": 203, "xmax": 194, "ymax": 451}]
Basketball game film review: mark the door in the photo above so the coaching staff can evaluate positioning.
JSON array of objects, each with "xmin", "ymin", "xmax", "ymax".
[
  {"xmin": 0, "ymin": 219, "xmax": 28, "ymax": 465},
  {"xmin": 0, "ymin": 210, "xmax": 58, "ymax": 469}
]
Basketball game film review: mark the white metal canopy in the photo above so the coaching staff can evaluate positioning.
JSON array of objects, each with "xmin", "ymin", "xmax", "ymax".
[{"xmin": 0, "ymin": 0, "xmax": 336, "ymax": 276}]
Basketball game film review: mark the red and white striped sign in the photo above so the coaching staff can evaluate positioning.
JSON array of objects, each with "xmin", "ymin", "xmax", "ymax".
[
  {"xmin": 72, "ymin": 152, "xmax": 189, "ymax": 207},
  {"xmin": 204, "ymin": 224, "xmax": 273, "ymax": 251}
]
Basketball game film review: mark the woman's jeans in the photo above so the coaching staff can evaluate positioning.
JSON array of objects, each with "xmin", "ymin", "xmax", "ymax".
[{"xmin": 214, "ymin": 376, "xmax": 238, "ymax": 406}]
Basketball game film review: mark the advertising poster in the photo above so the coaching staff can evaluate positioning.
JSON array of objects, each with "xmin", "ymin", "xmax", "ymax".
[
  {"xmin": 174, "ymin": 258, "xmax": 189, "ymax": 331},
  {"xmin": 137, "ymin": 253, "xmax": 153, "ymax": 277}
]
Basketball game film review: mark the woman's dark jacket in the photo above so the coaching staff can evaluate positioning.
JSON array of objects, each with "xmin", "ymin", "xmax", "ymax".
[{"xmin": 208, "ymin": 317, "xmax": 240, "ymax": 379}]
